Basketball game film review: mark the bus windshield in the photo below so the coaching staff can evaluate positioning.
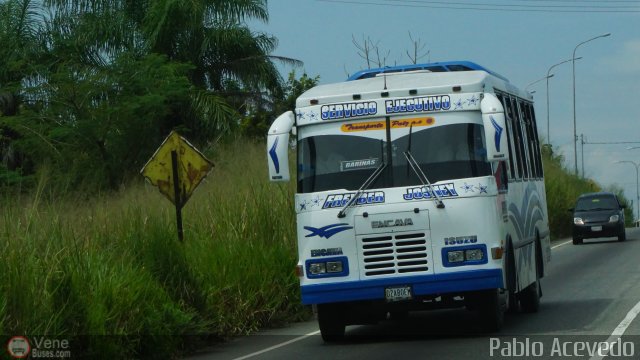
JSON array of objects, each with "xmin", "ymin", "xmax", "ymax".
[{"xmin": 297, "ymin": 122, "xmax": 491, "ymax": 193}]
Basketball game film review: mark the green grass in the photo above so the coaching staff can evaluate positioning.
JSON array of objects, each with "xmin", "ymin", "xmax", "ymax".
[{"xmin": 0, "ymin": 139, "xmax": 307, "ymax": 358}]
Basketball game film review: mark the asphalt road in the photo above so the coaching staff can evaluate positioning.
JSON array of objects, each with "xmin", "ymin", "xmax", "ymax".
[{"xmin": 190, "ymin": 228, "xmax": 640, "ymax": 360}]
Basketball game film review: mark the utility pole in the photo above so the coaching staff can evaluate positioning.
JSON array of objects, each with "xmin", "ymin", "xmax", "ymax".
[{"xmin": 581, "ymin": 134, "xmax": 585, "ymax": 179}]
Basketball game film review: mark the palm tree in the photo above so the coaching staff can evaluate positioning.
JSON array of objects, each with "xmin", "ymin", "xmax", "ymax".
[
  {"xmin": 43, "ymin": 0, "xmax": 301, "ymax": 136},
  {"xmin": 0, "ymin": 0, "xmax": 45, "ymax": 116}
]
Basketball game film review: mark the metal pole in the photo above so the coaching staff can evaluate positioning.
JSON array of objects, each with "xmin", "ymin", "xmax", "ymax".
[
  {"xmin": 635, "ymin": 164, "xmax": 639, "ymax": 224},
  {"xmin": 546, "ymin": 58, "xmax": 579, "ymax": 145},
  {"xmin": 526, "ymin": 74, "xmax": 553, "ymax": 93},
  {"xmin": 572, "ymin": 33, "xmax": 611, "ymax": 176},
  {"xmin": 546, "ymin": 71, "xmax": 550, "ymax": 144},
  {"xmin": 581, "ymin": 134, "xmax": 585, "ymax": 178},
  {"xmin": 171, "ymin": 150, "xmax": 184, "ymax": 242}
]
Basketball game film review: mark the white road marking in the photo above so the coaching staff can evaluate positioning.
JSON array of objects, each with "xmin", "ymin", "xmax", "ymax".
[
  {"xmin": 231, "ymin": 330, "xmax": 320, "ymax": 360},
  {"xmin": 551, "ymin": 240, "xmax": 572, "ymax": 249},
  {"xmin": 589, "ymin": 300, "xmax": 640, "ymax": 360}
]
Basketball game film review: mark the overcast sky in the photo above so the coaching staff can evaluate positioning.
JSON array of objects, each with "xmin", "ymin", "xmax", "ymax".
[{"xmin": 253, "ymin": 0, "xmax": 640, "ymax": 216}]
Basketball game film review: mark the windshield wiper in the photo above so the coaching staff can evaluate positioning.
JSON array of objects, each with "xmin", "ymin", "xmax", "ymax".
[
  {"xmin": 337, "ymin": 161, "xmax": 387, "ymax": 218},
  {"xmin": 403, "ymin": 150, "xmax": 445, "ymax": 209}
]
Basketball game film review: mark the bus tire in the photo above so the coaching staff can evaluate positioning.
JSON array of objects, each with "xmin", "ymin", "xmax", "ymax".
[
  {"xmin": 520, "ymin": 280, "xmax": 541, "ymax": 313},
  {"xmin": 572, "ymin": 237, "xmax": 583, "ymax": 245},
  {"xmin": 520, "ymin": 245, "xmax": 541, "ymax": 313},
  {"xmin": 505, "ymin": 240, "xmax": 518, "ymax": 313},
  {"xmin": 478, "ymin": 289, "xmax": 504, "ymax": 332},
  {"xmin": 317, "ymin": 304, "xmax": 345, "ymax": 342}
]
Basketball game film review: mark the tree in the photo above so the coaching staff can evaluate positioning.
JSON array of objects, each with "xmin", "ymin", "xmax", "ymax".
[
  {"xmin": 0, "ymin": 0, "xmax": 303, "ymax": 191},
  {"xmin": 44, "ymin": 0, "xmax": 301, "ymax": 140},
  {"xmin": 240, "ymin": 71, "xmax": 319, "ymax": 138}
]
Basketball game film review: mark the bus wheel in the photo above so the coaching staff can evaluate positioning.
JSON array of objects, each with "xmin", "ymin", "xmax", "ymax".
[
  {"xmin": 520, "ymin": 279, "xmax": 541, "ymax": 313},
  {"xmin": 317, "ymin": 304, "xmax": 345, "ymax": 342},
  {"xmin": 520, "ymin": 247, "xmax": 541, "ymax": 313},
  {"xmin": 572, "ymin": 237, "xmax": 583, "ymax": 245},
  {"xmin": 478, "ymin": 289, "xmax": 504, "ymax": 332}
]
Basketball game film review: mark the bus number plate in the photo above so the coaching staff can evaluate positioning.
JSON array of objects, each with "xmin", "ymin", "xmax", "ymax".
[
  {"xmin": 385, "ymin": 286, "xmax": 412, "ymax": 302},
  {"xmin": 591, "ymin": 226, "xmax": 602, "ymax": 232}
]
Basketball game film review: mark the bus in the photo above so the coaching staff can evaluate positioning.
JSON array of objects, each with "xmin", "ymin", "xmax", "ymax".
[{"xmin": 266, "ymin": 61, "xmax": 551, "ymax": 341}]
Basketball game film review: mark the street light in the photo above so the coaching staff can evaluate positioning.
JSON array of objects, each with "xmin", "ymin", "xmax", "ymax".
[
  {"xmin": 614, "ymin": 160, "xmax": 639, "ymax": 224},
  {"xmin": 546, "ymin": 57, "xmax": 581, "ymax": 145},
  {"xmin": 526, "ymin": 74, "xmax": 554, "ymax": 93},
  {"xmin": 572, "ymin": 33, "xmax": 611, "ymax": 176}
]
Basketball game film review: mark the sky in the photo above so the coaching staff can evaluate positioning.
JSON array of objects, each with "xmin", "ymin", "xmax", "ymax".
[{"xmin": 252, "ymin": 0, "xmax": 640, "ymax": 218}]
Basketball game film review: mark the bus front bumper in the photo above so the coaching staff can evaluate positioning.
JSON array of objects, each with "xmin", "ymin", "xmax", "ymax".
[{"xmin": 300, "ymin": 269, "xmax": 503, "ymax": 305}]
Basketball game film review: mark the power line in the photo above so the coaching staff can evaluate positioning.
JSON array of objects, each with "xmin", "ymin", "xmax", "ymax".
[
  {"xmin": 317, "ymin": 0, "xmax": 640, "ymax": 13},
  {"xmin": 584, "ymin": 141, "xmax": 640, "ymax": 145},
  {"xmin": 388, "ymin": 0, "xmax": 640, "ymax": 8}
]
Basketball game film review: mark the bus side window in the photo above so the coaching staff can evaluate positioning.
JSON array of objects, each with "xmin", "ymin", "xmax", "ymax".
[
  {"xmin": 494, "ymin": 161, "xmax": 508, "ymax": 191},
  {"xmin": 516, "ymin": 99, "xmax": 532, "ymax": 180},
  {"xmin": 495, "ymin": 92, "xmax": 516, "ymax": 181}
]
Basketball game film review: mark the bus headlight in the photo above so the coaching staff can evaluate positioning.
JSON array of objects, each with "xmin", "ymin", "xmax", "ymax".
[
  {"xmin": 305, "ymin": 257, "xmax": 349, "ymax": 278},
  {"xmin": 326, "ymin": 261, "xmax": 343, "ymax": 273},
  {"xmin": 442, "ymin": 245, "xmax": 488, "ymax": 267},
  {"xmin": 308, "ymin": 263, "xmax": 326, "ymax": 275},
  {"xmin": 574, "ymin": 217, "xmax": 584, "ymax": 225},
  {"xmin": 465, "ymin": 249, "xmax": 484, "ymax": 261},
  {"xmin": 609, "ymin": 215, "xmax": 619, "ymax": 223},
  {"xmin": 447, "ymin": 250, "xmax": 464, "ymax": 263}
]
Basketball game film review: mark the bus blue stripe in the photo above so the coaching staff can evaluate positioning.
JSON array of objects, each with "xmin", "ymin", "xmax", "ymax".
[{"xmin": 300, "ymin": 269, "xmax": 503, "ymax": 305}]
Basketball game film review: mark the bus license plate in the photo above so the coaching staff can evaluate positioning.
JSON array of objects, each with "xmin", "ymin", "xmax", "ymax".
[
  {"xmin": 591, "ymin": 226, "xmax": 602, "ymax": 232},
  {"xmin": 385, "ymin": 286, "xmax": 412, "ymax": 302}
]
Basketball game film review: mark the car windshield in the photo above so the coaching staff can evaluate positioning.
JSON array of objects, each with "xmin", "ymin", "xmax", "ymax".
[
  {"xmin": 297, "ymin": 123, "xmax": 491, "ymax": 193},
  {"xmin": 575, "ymin": 196, "xmax": 618, "ymax": 211}
]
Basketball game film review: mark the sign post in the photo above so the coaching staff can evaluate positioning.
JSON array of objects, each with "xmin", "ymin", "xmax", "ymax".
[{"xmin": 141, "ymin": 131, "xmax": 213, "ymax": 241}]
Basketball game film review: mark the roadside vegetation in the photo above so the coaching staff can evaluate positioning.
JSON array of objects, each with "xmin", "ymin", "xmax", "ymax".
[
  {"xmin": 542, "ymin": 144, "xmax": 634, "ymax": 239},
  {"xmin": 0, "ymin": 139, "xmax": 308, "ymax": 358}
]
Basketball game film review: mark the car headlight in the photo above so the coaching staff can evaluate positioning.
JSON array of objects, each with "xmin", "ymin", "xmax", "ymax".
[
  {"xmin": 574, "ymin": 217, "xmax": 584, "ymax": 225},
  {"xmin": 609, "ymin": 215, "xmax": 619, "ymax": 223}
]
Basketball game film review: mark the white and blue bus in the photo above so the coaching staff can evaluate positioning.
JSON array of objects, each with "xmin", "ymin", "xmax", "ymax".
[{"xmin": 267, "ymin": 61, "xmax": 550, "ymax": 341}]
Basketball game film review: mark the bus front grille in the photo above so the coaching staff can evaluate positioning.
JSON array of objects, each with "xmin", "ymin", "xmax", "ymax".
[{"xmin": 360, "ymin": 232, "xmax": 429, "ymax": 277}]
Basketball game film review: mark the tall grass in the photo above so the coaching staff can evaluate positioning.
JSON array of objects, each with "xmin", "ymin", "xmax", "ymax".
[
  {"xmin": 542, "ymin": 145, "xmax": 604, "ymax": 239},
  {"xmin": 0, "ymin": 139, "xmax": 306, "ymax": 358}
]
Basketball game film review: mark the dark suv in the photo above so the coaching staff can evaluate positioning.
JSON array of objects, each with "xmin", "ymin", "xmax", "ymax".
[{"xmin": 570, "ymin": 192, "xmax": 626, "ymax": 244}]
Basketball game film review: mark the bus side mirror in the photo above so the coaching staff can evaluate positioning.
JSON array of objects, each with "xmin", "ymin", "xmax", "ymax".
[
  {"xmin": 481, "ymin": 93, "xmax": 509, "ymax": 162},
  {"xmin": 267, "ymin": 111, "xmax": 295, "ymax": 182}
]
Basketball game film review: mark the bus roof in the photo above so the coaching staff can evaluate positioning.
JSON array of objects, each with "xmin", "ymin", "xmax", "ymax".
[
  {"xmin": 347, "ymin": 61, "xmax": 509, "ymax": 83},
  {"xmin": 296, "ymin": 69, "xmax": 530, "ymax": 109}
]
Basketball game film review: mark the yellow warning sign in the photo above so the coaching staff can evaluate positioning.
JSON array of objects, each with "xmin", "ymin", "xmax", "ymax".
[{"xmin": 140, "ymin": 131, "xmax": 213, "ymax": 207}]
